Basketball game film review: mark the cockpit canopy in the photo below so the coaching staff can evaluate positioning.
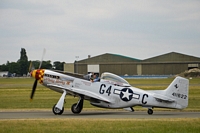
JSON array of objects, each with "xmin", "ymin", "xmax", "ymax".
[{"xmin": 100, "ymin": 72, "xmax": 130, "ymax": 86}]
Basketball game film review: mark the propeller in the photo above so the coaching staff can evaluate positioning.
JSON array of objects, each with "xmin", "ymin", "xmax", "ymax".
[
  {"xmin": 30, "ymin": 48, "xmax": 46, "ymax": 101},
  {"xmin": 39, "ymin": 48, "xmax": 46, "ymax": 69},
  {"xmin": 28, "ymin": 61, "xmax": 35, "ymax": 73},
  {"xmin": 30, "ymin": 79, "xmax": 38, "ymax": 100}
]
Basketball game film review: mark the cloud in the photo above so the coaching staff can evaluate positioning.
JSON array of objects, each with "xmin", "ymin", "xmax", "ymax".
[{"xmin": 0, "ymin": 0, "xmax": 200, "ymax": 64}]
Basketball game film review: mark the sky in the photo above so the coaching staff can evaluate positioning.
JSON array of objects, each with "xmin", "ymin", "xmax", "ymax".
[{"xmin": 0, "ymin": 0, "xmax": 200, "ymax": 64}]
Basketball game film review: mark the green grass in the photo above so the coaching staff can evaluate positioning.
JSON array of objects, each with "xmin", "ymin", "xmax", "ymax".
[
  {"xmin": 0, "ymin": 78, "xmax": 94, "ymax": 109},
  {"xmin": 0, "ymin": 77, "xmax": 200, "ymax": 133},
  {"xmin": 0, "ymin": 118, "xmax": 200, "ymax": 133},
  {"xmin": 0, "ymin": 77, "xmax": 200, "ymax": 110}
]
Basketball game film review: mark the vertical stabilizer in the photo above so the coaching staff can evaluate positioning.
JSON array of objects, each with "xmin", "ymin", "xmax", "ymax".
[{"xmin": 165, "ymin": 77, "xmax": 189, "ymax": 109}]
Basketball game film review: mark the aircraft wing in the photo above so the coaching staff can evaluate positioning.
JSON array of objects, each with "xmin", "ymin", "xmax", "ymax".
[
  {"xmin": 153, "ymin": 93, "xmax": 175, "ymax": 102},
  {"xmin": 47, "ymin": 84, "xmax": 111, "ymax": 103}
]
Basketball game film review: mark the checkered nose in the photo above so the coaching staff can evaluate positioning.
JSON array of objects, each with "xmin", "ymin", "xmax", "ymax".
[{"xmin": 31, "ymin": 69, "xmax": 42, "ymax": 80}]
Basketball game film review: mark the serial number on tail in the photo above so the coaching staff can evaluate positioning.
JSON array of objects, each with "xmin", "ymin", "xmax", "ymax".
[{"xmin": 172, "ymin": 92, "xmax": 187, "ymax": 99}]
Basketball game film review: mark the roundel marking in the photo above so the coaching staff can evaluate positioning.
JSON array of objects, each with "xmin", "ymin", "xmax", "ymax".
[{"xmin": 120, "ymin": 88, "xmax": 133, "ymax": 102}]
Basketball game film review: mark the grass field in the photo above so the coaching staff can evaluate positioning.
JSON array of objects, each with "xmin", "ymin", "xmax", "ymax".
[
  {"xmin": 0, "ymin": 77, "xmax": 200, "ymax": 133},
  {"xmin": 0, "ymin": 118, "xmax": 200, "ymax": 133}
]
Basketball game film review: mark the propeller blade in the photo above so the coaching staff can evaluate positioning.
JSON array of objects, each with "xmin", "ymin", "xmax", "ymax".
[
  {"xmin": 30, "ymin": 49, "xmax": 46, "ymax": 101},
  {"xmin": 28, "ymin": 61, "xmax": 35, "ymax": 73},
  {"xmin": 28, "ymin": 61, "xmax": 32, "ymax": 72},
  {"xmin": 30, "ymin": 79, "xmax": 38, "ymax": 101},
  {"xmin": 38, "ymin": 48, "xmax": 46, "ymax": 69}
]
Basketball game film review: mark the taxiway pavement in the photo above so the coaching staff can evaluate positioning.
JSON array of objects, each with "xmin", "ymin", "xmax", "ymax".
[{"xmin": 0, "ymin": 111, "xmax": 200, "ymax": 119}]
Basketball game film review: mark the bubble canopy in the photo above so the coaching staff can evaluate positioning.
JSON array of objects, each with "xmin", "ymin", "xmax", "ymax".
[{"xmin": 100, "ymin": 72, "xmax": 130, "ymax": 85}]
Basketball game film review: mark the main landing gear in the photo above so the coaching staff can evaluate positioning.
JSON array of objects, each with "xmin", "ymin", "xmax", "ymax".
[
  {"xmin": 71, "ymin": 97, "xmax": 84, "ymax": 114},
  {"xmin": 147, "ymin": 108, "xmax": 153, "ymax": 115},
  {"xmin": 52, "ymin": 90, "xmax": 84, "ymax": 115}
]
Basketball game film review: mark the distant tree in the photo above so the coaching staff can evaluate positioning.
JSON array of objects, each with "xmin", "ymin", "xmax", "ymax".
[
  {"xmin": 8, "ymin": 62, "xmax": 20, "ymax": 74},
  {"xmin": 18, "ymin": 48, "xmax": 28, "ymax": 76},
  {"xmin": 0, "ymin": 48, "xmax": 55, "ymax": 74},
  {"xmin": 0, "ymin": 62, "xmax": 9, "ymax": 71},
  {"xmin": 31, "ymin": 61, "xmax": 40, "ymax": 69},
  {"xmin": 41, "ymin": 60, "xmax": 52, "ymax": 69},
  {"xmin": 53, "ymin": 61, "xmax": 64, "ymax": 71},
  {"xmin": 31, "ymin": 60, "xmax": 52, "ymax": 69}
]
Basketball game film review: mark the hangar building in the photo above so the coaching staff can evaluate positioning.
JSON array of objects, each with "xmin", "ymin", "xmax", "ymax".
[{"xmin": 64, "ymin": 52, "xmax": 200, "ymax": 76}]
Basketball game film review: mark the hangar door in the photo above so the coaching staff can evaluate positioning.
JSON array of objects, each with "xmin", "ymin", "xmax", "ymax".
[
  {"xmin": 188, "ymin": 64, "xmax": 199, "ymax": 70},
  {"xmin": 87, "ymin": 65, "xmax": 99, "ymax": 73}
]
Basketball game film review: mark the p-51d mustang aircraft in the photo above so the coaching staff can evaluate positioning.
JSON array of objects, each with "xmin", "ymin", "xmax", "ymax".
[{"xmin": 30, "ymin": 52, "xmax": 189, "ymax": 115}]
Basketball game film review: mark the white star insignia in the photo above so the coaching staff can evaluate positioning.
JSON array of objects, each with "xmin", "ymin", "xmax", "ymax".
[{"xmin": 122, "ymin": 89, "xmax": 131, "ymax": 100}]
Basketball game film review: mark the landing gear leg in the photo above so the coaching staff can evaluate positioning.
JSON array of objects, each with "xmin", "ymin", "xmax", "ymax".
[
  {"xmin": 147, "ymin": 108, "xmax": 153, "ymax": 115},
  {"xmin": 52, "ymin": 90, "xmax": 67, "ymax": 115},
  {"xmin": 123, "ymin": 107, "xmax": 134, "ymax": 112},
  {"xmin": 71, "ymin": 96, "xmax": 84, "ymax": 114}
]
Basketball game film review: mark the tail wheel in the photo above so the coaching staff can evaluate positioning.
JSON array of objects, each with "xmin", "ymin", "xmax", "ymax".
[
  {"xmin": 52, "ymin": 104, "xmax": 64, "ymax": 115},
  {"xmin": 147, "ymin": 109, "xmax": 153, "ymax": 115},
  {"xmin": 71, "ymin": 103, "xmax": 83, "ymax": 114}
]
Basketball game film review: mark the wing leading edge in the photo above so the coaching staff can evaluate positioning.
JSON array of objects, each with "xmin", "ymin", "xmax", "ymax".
[{"xmin": 47, "ymin": 84, "xmax": 111, "ymax": 103}]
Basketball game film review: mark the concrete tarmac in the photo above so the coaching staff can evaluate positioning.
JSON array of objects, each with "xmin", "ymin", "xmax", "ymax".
[{"xmin": 0, "ymin": 110, "xmax": 200, "ymax": 119}]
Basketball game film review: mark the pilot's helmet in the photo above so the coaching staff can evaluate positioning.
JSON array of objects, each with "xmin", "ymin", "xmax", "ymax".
[{"xmin": 88, "ymin": 73, "xmax": 93, "ymax": 79}]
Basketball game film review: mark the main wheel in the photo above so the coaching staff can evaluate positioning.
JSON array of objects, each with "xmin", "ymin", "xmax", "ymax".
[
  {"xmin": 147, "ymin": 109, "xmax": 153, "ymax": 115},
  {"xmin": 52, "ymin": 104, "xmax": 64, "ymax": 115},
  {"xmin": 71, "ymin": 103, "xmax": 82, "ymax": 114}
]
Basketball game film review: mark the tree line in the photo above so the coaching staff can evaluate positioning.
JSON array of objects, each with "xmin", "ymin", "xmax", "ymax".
[{"xmin": 0, "ymin": 48, "xmax": 65, "ymax": 76}]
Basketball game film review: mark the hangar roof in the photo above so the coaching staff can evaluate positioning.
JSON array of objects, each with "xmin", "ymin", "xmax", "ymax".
[
  {"xmin": 143, "ymin": 52, "xmax": 200, "ymax": 62},
  {"xmin": 78, "ymin": 53, "xmax": 140, "ymax": 64}
]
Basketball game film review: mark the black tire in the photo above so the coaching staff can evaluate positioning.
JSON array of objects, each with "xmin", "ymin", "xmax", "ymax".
[
  {"xmin": 71, "ymin": 103, "xmax": 82, "ymax": 114},
  {"xmin": 147, "ymin": 109, "xmax": 153, "ymax": 115},
  {"xmin": 52, "ymin": 104, "xmax": 64, "ymax": 115}
]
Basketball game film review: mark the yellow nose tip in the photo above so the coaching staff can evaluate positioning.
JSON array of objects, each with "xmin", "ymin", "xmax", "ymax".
[{"xmin": 31, "ymin": 70, "xmax": 36, "ymax": 78}]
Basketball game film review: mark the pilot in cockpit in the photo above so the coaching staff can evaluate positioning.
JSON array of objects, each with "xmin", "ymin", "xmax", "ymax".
[
  {"xmin": 83, "ymin": 73, "xmax": 100, "ymax": 82},
  {"xmin": 91, "ymin": 73, "xmax": 100, "ymax": 82}
]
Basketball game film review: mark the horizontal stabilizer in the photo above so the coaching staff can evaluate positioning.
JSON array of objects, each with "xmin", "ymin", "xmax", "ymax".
[{"xmin": 153, "ymin": 93, "xmax": 175, "ymax": 102}]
